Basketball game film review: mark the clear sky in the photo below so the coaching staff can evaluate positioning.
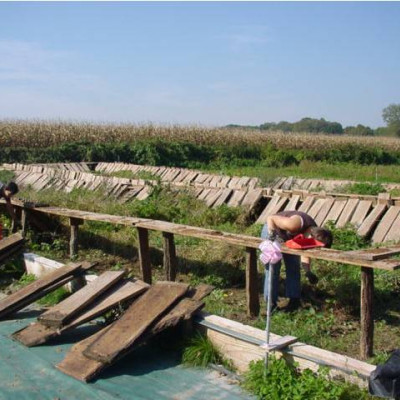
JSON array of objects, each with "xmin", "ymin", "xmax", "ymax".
[{"xmin": 0, "ymin": 1, "xmax": 399, "ymax": 127}]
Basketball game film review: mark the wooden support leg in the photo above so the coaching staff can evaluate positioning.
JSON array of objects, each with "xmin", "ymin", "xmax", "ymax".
[
  {"xmin": 246, "ymin": 247, "xmax": 260, "ymax": 317},
  {"xmin": 21, "ymin": 209, "xmax": 28, "ymax": 237},
  {"xmin": 70, "ymin": 217, "xmax": 83, "ymax": 259},
  {"xmin": 360, "ymin": 267, "xmax": 374, "ymax": 359},
  {"xmin": 138, "ymin": 228, "xmax": 152, "ymax": 284},
  {"xmin": 163, "ymin": 232, "xmax": 177, "ymax": 281}
]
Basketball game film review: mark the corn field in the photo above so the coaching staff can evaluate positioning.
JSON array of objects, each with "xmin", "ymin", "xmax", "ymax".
[{"xmin": 2, "ymin": 119, "xmax": 400, "ymax": 151}]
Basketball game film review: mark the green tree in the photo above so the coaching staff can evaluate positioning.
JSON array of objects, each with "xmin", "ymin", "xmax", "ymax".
[
  {"xmin": 382, "ymin": 104, "xmax": 400, "ymax": 137},
  {"xmin": 382, "ymin": 104, "xmax": 400, "ymax": 126}
]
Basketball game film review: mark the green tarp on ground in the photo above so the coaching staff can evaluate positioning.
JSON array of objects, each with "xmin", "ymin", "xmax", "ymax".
[{"xmin": 0, "ymin": 305, "xmax": 252, "ymax": 400}]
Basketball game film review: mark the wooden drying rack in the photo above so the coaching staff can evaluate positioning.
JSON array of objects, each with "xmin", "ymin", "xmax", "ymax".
[{"xmin": 1, "ymin": 199, "xmax": 399, "ymax": 360}]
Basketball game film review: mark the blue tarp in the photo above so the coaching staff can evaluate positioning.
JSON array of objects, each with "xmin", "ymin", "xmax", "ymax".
[{"xmin": 0, "ymin": 306, "xmax": 252, "ymax": 400}]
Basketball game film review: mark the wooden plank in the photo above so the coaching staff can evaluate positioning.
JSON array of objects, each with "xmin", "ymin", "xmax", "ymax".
[
  {"xmin": 345, "ymin": 246, "xmax": 400, "ymax": 261},
  {"xmin": 307, "ymin": 198, "xmax": 326, "ymax": 219},
  {"xmin": 12, "ymin": 279, "xmax": 149, "ymax": 347},
  {"xmin": 205, "ymin": 189, "xmax": 224, "ymax": 208},
  {"xmin": 284, "ymin": 195, "xmax": 300, "ymax": 211},
  {"xmin": 358, "ymin": 204, "xmax": 387, "ymax": 237},
  {"xmin": 350, "ymin": 200, "xmax": 373, "ymax": 228},
  {"xmin": 298, "ymin": 196, "xmax": 315, "ymax": 213},
  {"xmin": 0, "ymin": 263, "xmax": 84, "ymax": 318},
  {"xmin": 360, "ymin": 267, "xmax": 374, "ymax": 359},
  {"xmin": 0, "ymin": 233, "xmax": 24, "ymax": 254},
  {"xmin": 197, "ymin": 313, "xmax": 375, "ymax": 386},
  {"xmin": 240, "ymin": 189, "xmax": 263, "ymax": 209},
  {"xmin": 322, "ymin": 200, "xmax": 347, "ymax": 226},
  {"xmin": 256, "ymin": 195, "xmax": 280, "ymax": 224},
  {"xmin": 336, "ymin": 199, "xmax": 359, "ymax": 228},
  {"xmin": 245, "ymin": 248, "xmax": 259, "ymax": 317},
  {"xmin": 39, "ymin": 271, "xmax": 125, "ymax": 328},
  {"xmin": 57, "ymin": 284, "xmax": 209, "ymax": 381},
  {"xmin": 212, "ymin": 188, "xmax": 233, "ymax": 208},
  {"xmin": 83, "ymin": 281, "xmax": 189, "ymax": 363},
  {"xmin": 227, "ymin": 190, "xmax": 247, "ymax": 208},
  {"xmin": 383, "ymin": 213, "xmax": 400, "ymax": 243},
  {"xmin": 371, "ymin": 206, "xmax": 400, "ymax": 243},
  {"xmin": 314, "ymin": 198, "xmax": 335, "ymax": 226}
]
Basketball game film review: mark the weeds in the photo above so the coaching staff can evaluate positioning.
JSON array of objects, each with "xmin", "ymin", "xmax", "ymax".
[{"xmin": 243, "ymin": 358, "xmax": 372, "ymax": 400}]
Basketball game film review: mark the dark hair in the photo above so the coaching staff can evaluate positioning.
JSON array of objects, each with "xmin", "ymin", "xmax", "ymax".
[
  {"xmin": 5, "ymin": 182, "xmax": 19, "ymax": 195},
  {"xmin": 310, "ymin": 227, "xmax": 333, "ymax": 248}
]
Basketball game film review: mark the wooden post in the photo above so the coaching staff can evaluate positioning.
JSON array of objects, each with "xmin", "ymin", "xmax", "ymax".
[
  {"xmin": 69, "ymin": 217, "xmax": 83, "ymax": 259},
  {"xmin": 137, "ymin": 227, "xmax": 152, "ymax": 284},
  {"xmin": 21, "ymin": 209, "xmax": 28, "ymax": 237},
  {"xmin": 163, "ymin": 232, "xmax": 177, "ymax": 281},
  {"xmin": 360, "ymin": 267, "xmax": 374, "ymax": 359},
  {"xmin": 246, "ymin": 247, "xmax": 260, "ymax": 317}
]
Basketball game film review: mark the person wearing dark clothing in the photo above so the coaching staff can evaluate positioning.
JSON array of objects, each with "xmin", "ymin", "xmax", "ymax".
[
  {"xmin": 261, "ymin": 210, "xmax": 333, "ymax": 312},
  {"xmin": 0, "ymin": 181, "xmax": 19, "ymax": 230}
]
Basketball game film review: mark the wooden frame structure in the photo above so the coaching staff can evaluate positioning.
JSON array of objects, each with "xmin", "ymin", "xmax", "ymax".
[{"xmin": 1, "ymin": 199, "xmax": 399, "ymax": 359}]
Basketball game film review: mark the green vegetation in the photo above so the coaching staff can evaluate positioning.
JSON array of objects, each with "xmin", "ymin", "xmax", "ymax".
[
  {"xmin": 36, "ymin": 287, "xmax": 70, "ymax": 306},
  {"xmin": 182, "ymin": 333, "xmax": 232, "ymax": 369},
  {"xmin": 243, "ymin": 358, "xmax": 372, "ymax": 400},
  {"xmin": 335, "ymin": 182, "xmax": 386, "ymax": 196}
]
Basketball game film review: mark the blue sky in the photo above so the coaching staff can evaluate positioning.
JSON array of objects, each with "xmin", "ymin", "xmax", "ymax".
[{"xmin": 0, "ymin": 2, "xmax": 399, "ymax": 127}]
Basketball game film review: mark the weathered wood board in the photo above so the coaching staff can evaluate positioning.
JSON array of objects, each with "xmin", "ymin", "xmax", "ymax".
[
  {"xmin": 284, "ymin": 195, "xmax": 300, "ymax": 212},
  {"xmin": 358, "ymin": 204, "xmax": 387, "ymax": 237},
  {"xmin": 298, "ymin": 196, "xmax": 315, "ymax": 213},
  {"xmin": 12, "ymin": 279, "xmax": 149, "ymax": 347},
  {"xmin": 322, "ymin": 200, "xmax": 347, "ymax": 226},
  {"xmin": 336, "ymin": 199, "xmax": 359, "ymax": 228},
  {"xmin": 350, "ymin": 200, "xmax": 372, "ymax": 228},
  {"xmin": 372, "ymin": 206, "xmax": 400, "ymax": 244},
  {"xmin": 83, "ymin": 281, "xmax": 189, "ymax": 363},
  {"xmin": 57, "ymin": 284, "xmax": 211, "ymax": 382},
  {"xmin": 0, "ymin": 263, "xmax": 84, "ymax": 319},
  {"xmin": 314, "ymin": 198, "xmax": 335, "ymax": 226},
  {"xmin": 38, "ymin": 271, "xmax": 125, "ymax": 328}
]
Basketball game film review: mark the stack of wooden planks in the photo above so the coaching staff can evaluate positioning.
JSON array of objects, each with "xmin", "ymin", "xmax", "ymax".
[
  {"xmin": 54, "ymin": 282, "xmax": 213, "ymax": 382},
  {"xmin": 0, "ymin": 233, "xmax": 25, "ymax": 264},
  {"xmin": 0, "ymin": 262, "xmax": 96, "ymax": 319},
  {"xmin": 13, "ymin": 273, "xmax": 149, "ymax": 347},
  {"xmin": 2, "ymin": 162, "xmax": 264, "ymax": 210},
  {"xmin": 7, "ymin": 264, "xmax": 214, "ymax": 383}
]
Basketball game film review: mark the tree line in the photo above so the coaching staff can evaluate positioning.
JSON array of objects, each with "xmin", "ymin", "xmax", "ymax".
[{"xmin": 227, "ymin": 104, "xmax": 400, "ymax": 137}]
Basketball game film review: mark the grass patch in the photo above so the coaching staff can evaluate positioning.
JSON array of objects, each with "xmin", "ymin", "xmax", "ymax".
[
  {"xmin": 36, "ymin": 287, "xmax": 70, "ymax": 306},
  {"xmin": 243, "ymin": 358, "xmax": 373, "ymax": 400},
  {"xmin": 182, "ymin": 333, "xmax": 234, "ymax": 371}
]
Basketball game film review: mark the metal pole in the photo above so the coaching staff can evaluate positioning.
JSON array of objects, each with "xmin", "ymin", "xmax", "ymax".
[{"xmin": 265, "ymin": 262, "xmax": 275, "ymax": 372}]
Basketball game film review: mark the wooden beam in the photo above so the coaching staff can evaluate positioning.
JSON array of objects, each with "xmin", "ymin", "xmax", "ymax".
[
  {"xmin": 137, "ymin": 227, "xmax": 151, "ymax": 284},
  {"xmin": 245, "ymin": 247, "xmax": 260, "ymax": 317},
  {"xmin": 360, "ymin": 267, "xmax": 374, "ymax": 359},
  {"xmin": 163, "ymin": 232, "xmax": 177, "ymax": 281}
]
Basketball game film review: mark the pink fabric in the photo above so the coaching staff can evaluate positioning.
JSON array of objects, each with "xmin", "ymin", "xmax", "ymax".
[{"xmin": 259, "ymin": 239, "xmax": 282, "ymax": 264}]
